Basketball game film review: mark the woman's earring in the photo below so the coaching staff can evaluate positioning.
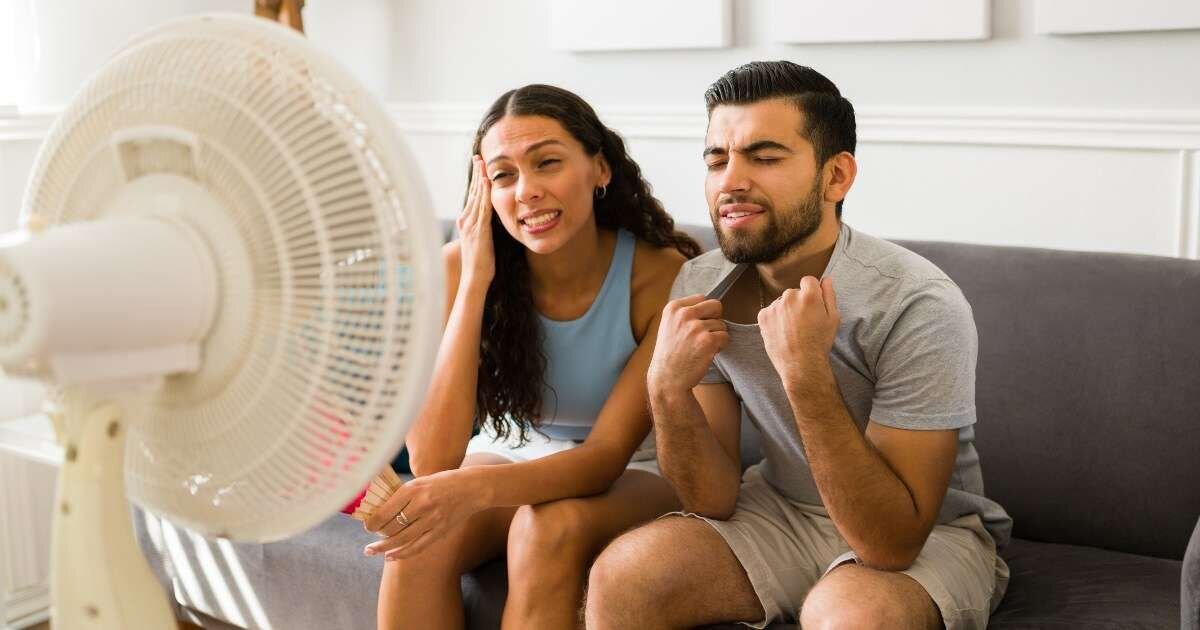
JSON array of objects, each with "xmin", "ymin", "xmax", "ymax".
[{"xmin": 595, "ymin": 185, "xmax": 607, "ymax": 199}]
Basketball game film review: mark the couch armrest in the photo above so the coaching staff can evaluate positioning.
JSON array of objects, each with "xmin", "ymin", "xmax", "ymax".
[{"xmin": 1185, "ymin": 514, "xmax": 1200, "ymax": 630}]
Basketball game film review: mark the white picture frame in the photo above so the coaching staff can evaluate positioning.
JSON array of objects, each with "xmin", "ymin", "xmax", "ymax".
[
  {"xmin": 550, "ymin": 0, "xmax": 732, "ymax": 52},
  {"xmin": 1035, "ymin": 0, "xmax": 1200, "ymax": 35},
  {"xmin": 770, "ymin": 0, "xmax": 990, "ymax": 44}
]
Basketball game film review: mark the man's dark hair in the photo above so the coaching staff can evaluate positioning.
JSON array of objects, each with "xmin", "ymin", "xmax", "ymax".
[{"xmin": 705, "ymin": 61, "xmax": 856, "ymax": 217}]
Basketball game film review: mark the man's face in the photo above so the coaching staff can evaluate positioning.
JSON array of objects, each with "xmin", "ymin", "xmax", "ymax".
[{"xmin": 704, "ymin": 98, "xmax": 825, "ymax": 264}]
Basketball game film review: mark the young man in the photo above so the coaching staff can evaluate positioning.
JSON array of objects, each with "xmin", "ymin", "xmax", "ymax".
[{"xmin": 585, "ymin": 61, "xmax": 1012, "ymax": 629}]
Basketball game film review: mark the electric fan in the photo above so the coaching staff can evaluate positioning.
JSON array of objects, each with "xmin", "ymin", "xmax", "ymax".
[{"xmin": 0, "ymin": 13, "xmax": 443, "ymax": 629}]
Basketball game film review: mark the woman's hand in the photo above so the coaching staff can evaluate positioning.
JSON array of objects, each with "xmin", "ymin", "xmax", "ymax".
[
  {"xmin": 362, "ymin": 467, "xmax": 493, "ymax": 560},
  {"xmin": 457, "ymin": 155, "xmax": 495, "ymax": 289}
]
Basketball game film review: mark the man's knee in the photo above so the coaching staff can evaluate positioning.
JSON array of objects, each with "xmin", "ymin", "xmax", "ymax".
[
  {"xmin": 800, "ymin": 565, "xmax": 939, "ymax": 630},
  {"xmin": 589, "ymin": 518, "xmax": 686, "ymax": 604}
]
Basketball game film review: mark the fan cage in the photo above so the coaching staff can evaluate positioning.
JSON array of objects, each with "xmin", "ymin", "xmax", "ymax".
[{"xmin": 20, "ymin": 14, "xmax": 441, "ymax": 541}]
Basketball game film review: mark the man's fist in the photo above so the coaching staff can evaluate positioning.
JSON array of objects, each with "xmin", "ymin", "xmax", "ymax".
[
  {"xmin": 757, "ymin": 276, "xmax": 839, "ymax": 389},
  {"xmin": 648, "ymin": 295, "xmax": 729, "ymax": 395}
]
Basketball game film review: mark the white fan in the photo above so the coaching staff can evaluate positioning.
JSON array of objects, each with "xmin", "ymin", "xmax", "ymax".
[{"xmin": 0, "ymin": 13, "xmax": 443, "ymax": 629}]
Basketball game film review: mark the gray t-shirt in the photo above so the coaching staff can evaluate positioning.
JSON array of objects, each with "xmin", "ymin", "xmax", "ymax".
[{"xmin": 670, "ymin": 222, "xmax": 1012, "ymax": 547}]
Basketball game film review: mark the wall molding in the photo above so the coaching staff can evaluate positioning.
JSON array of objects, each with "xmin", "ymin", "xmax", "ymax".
[
  {"xmin": 387, "ymin": 103, "xmax": 1200, "ymax": 151},
  {"xmin": 0, "ymin": 108, "xmax": 56, "ymax": 143},
  {"xmin": 7, "ymin": 104, "xmax": 1200, "ymax": 151},
  {"xmin": 5, "ymin": 104, "xmax": 1200, "ymax": 258}
]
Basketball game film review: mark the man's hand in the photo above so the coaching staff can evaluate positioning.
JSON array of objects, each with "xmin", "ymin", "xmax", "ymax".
[
  {"xmin": 757, "ymin": 276, "xmax": 839, "ymax": 392},
  {"xmin": 648, "ymin": 295, "xmax": 728, "ymax": 397}
]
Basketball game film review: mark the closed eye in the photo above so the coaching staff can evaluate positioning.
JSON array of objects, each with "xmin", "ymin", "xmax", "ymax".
[{"xmin": 538, "ymin": 158, "xmax": 561, "ymax": 168}]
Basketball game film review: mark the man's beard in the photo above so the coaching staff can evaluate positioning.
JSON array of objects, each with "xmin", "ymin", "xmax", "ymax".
[{"xmin": 711, "ymin": 179, "xmax": 824, "ymax": 264}]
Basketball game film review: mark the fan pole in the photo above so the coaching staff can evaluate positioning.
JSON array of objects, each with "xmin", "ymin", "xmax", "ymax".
[{"xmin": 51, "ymin": 395, "xmax": 176, "ymax": 629}]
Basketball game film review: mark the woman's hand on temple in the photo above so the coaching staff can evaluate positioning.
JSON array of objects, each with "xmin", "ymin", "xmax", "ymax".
[
  {"xmin": 362, "ymin": 467, "xmax": 492, "ymax": 560},
  {"xmin": 457, "ymin": 155, "xmax": 495, "ymax": 288}
]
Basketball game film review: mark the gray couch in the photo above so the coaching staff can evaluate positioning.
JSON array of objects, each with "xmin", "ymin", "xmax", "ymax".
[{"xmin": 135, "ymin": 223, "xmax": 1200, "ymax": 629}]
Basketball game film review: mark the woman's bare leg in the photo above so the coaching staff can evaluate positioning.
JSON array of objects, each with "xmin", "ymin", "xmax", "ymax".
[
  {"xmin": 377, "ymin": 454, "xmax": 517, "ymax": 630},
  {"xmin": 501, "ymin": 469, "xmax": 680, "ymax": 630}
]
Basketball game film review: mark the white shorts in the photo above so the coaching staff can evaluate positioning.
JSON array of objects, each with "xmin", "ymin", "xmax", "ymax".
[
  {"xmin": 672, "ymin": 464, "xmax": 1009, "ymax": 630},
  {"xmin": 464, "ymin": 423, "xmax": 662, "ymax": 477}
]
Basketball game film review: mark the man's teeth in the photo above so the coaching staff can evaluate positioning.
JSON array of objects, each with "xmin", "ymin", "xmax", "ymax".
[
  {"xmin": 726, "ymin": 211, "xmax": 754, "ymax": 219},
  {"xmin": 524, "ymin": 211, "xmax": 560, "ymax": 227}
]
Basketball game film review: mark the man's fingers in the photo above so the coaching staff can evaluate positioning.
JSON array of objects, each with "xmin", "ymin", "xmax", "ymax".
[
  {"xmin": 692, "ymin": 318, "xmax": 727, "ymax": 333},
  {"xmin": 799, "ymin": 275, "xmax": 821, "ymax": 294},
  {"xmin": 821, "ymin": 276, "xmax": 837, "ymax": 315},
  {"xmin": 667, "ymin": 294, "xmax": 707, "ymax": 311},
  {"xmin": 682, "ymin": 297, "xmax": 724, "ymax": 321}
]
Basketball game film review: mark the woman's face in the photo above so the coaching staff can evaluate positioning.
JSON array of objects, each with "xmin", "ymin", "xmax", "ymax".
[{"xmin": 479, "ymin": 115, "xmax": 610, "ymax": 256}]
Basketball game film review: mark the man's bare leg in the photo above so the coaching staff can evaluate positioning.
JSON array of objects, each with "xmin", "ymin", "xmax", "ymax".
[
  {"xmin": 585, "ymin": 515, "xmax": 764, "ymax": 629},
  {"xmin": 799, "ymin": 563, "xmax": 942, "ymax": 630}
]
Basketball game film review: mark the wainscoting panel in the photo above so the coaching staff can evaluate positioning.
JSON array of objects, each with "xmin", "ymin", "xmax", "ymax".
[
  {"xmin": 392, "ymin": 104, "xmax": 1200, "ymax": 259},
  {"xmin": 3, "ymin": 105, "xmax": 1198, "ymax": 258},
  {"xmin": 0, "ymin": 453, "xmax": 55, "ymax": 628}
]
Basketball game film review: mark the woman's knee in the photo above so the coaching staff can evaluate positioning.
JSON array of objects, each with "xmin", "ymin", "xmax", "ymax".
[
  {"xmin": 506, "ymin": 499, "xmax": 590, "ymax": 571},
  {"xmin": 384, "ymin": 508, "xmax": 509, "ymax": 582},
  {"xmin": 382, "ymin": 526, "xmax": 472, "ymax": 580}
]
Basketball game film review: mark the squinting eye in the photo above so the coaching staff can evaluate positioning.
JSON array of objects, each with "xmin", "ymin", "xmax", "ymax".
[
  {"xmin": 490, "ymin": 172, "xmax": 510, "ymax": 182},
  {"xmin": 539, "ymin": 159, "xmax": 560, "ymax": 168},
  {"xmin": 706, "ymin": 162, "xmax": 726, "ymax": 171}
]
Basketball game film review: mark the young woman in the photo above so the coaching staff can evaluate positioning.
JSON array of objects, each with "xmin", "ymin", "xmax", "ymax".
[{"xmin": 364, "ymin": 84, "xmax": 701, "ymax": 629}]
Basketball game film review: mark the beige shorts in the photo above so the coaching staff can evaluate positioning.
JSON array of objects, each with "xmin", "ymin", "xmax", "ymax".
[
  {"xmin": 673, "ymin": 464, "xmax": 1009, "ymax": 629},
  {"xmin": 464, "ymin": 424, "xmax": 662, "ymax": 476}
]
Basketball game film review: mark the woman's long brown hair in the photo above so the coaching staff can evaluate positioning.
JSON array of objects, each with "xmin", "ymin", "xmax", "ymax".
[{"xmin": 468, "ymin": 84, "xmax": 701, "ymax": 444}]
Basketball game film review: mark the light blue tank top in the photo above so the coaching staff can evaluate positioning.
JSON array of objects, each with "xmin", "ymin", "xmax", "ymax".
[{"xmin": 537, "ymin": 229, "xmax": 638, "ymax": 441}]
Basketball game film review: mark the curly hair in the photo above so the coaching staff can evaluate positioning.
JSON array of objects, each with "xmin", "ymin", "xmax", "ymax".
[{"xmin": 467, "ymin": 84, "xmax": 701, "ymax": 444}]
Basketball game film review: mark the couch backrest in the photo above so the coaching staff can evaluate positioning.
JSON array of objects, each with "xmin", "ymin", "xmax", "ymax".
[
  {"xmin": 896, "ymin": 239, "xmax": 1200, "ymax": 560},
  {"xmin": 437, "ymin": 219, "xmax": 1200, "ymax": 559}
]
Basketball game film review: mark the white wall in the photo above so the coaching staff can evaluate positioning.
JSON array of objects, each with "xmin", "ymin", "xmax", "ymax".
[
  {"xmin": 2, "ymin": 0, "xmax": 1200, "ymax": 257},
  {"xmin": 388, "ymin": 0, "xmax": 1200, "ymax": 258}
]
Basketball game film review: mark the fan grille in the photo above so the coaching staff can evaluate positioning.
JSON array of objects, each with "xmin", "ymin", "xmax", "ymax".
[{"xmin": 22, "ymin": 15, "xmax": 440, "ymax": 541}]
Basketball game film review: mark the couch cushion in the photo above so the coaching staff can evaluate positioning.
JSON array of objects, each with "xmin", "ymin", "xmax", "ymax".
[
  {"xmin": 139, "ymin": 510, "xmax": 1184, "ymax": 630},
  {"xmin": 989, "ymin": 537, "xmax": 1181, "ymax": 629},
  {"xmin": 466, "ymin": 539, "xmax": 1181, "ymax": 629},
  {"xmin": 896, "ymin": 240, "xmax": 1200, "ymax": 560}
]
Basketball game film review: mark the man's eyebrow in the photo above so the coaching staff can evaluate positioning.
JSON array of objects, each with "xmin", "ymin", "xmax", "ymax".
[
  {"xmin": 487, "ymin": 139, "xmax": 566, "ymax": 166},
  {"xmin": 702, "ymin": 140, "xmax": 794, "ymax": 159},
  {"xmin": 741, "ymin": 140, "xmax": 794, "ymax": 154}
]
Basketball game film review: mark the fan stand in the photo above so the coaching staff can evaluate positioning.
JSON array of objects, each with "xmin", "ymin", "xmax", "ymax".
[{"xmin": 52, "ymin": 390, "xmax": 175, "ymax": 629}]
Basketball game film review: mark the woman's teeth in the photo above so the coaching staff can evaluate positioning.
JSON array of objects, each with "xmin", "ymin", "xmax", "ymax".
[{"xmin": 524, "ymin": 211, "xmax": 560, "ymax": 226}]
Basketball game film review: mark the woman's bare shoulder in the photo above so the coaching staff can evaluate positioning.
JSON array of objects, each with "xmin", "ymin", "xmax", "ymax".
[{"xmin": 629, "ymin": 240, "xmax": 689, "ymax": 338}]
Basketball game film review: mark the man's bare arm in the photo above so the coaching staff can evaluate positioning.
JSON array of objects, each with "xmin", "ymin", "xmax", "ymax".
[
  {"xmin": 785, "ymin": 361, "xmax": 957, "ymax": 571},
  {"xmin": 652, "ymin": 382, "xmax": 742, "ymax": 518}
]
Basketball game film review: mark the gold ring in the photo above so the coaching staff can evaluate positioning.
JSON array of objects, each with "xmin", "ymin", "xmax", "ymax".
[{"xmin": 394, "ymin": 510, "xmax": 410, "ymax": 528}]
